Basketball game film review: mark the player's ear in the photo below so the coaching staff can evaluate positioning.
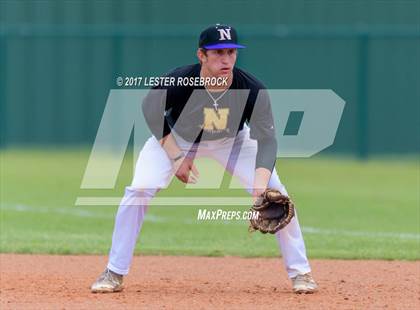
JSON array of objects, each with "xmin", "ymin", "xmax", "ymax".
[
  {"xmin": 197, "ymin": 48, "xmax": 207, "ymax": 64},
  {"xmin": 197, "ymin": 48, "xmax": 203, "ymax": 63}
]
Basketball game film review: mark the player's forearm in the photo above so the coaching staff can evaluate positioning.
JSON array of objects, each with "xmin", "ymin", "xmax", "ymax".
[
  {"xmin": 159, "ymin": 133, "xmax": 183, "ymax": 160},
  {"xmin": 253, "ymin": 167, "xmax": 272, "ymax": 196}
]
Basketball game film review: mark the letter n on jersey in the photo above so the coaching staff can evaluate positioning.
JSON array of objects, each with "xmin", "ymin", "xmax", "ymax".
[{"xmin": 202, "ymin": 108, "xmax": 230, "ymax": 132}]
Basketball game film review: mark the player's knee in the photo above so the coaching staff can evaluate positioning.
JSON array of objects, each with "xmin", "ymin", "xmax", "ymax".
[
  {"xmin": 130, "ymin": 177, "xmax": 168, "ymax": 191},
  {"xmin": 126, "ymin": 186, "xmax": 159, "ymax": 197}
]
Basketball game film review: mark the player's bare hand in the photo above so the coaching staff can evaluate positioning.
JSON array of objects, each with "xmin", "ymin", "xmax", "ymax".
[
  {"xmin": 173, "ymin": 156, "xmax": 200, "ymax": 184},
  {"xmin": 252, "ymin": 188, "xmax": 265, "ymax": 204}
]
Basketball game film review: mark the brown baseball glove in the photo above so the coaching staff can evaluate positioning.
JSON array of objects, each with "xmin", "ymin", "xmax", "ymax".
[{"xmin": 249, "ymin": 188, "xmax": 295, "ymax": 234}]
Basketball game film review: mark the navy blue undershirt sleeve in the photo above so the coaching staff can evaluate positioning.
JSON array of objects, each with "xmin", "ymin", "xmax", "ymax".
[
  {"xmin": 256, "ymin": 137, "xmax": 277, "ymax": 171},
  {"xmin": 142, "ymin": 86, "xmax": 172, "ymax": 140},
  {"xmin": 248, "ymin": 89, "xmax": 278, "ymax": 171}
]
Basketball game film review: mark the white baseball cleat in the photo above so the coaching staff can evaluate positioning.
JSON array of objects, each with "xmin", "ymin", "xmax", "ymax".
[
  {"xmin": 91, "ymin": 268, "xmax": 124, "ymax": 293},
  {"xmin": 291, "ymin": 272, "xmax": 318, "ymax": 294}
]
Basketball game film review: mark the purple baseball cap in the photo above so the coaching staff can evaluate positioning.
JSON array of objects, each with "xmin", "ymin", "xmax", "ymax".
[{"xmin": 199, "ymin": 24, "xmax": 245, "ymax": 50}]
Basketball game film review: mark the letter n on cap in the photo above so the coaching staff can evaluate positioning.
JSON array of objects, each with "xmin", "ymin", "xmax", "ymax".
[{"xmin": 218, "ymin": 29, "xmax": 231, "ymax": 40}]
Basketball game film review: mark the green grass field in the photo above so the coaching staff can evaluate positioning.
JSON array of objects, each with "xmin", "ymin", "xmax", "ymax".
[{"xmin": 1, "ymin": 149, "xmax": 419, "ymax": 260}]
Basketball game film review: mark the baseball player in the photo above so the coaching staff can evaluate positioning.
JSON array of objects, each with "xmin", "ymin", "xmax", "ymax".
[{"xmin": 91, "ymin": 24, "xmax": 318, "ymax": 294}]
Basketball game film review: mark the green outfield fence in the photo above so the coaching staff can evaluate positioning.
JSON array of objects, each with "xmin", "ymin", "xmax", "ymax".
[{"xmin": 0, "ymin": 1, "xmax": 419, "ymax": 158}]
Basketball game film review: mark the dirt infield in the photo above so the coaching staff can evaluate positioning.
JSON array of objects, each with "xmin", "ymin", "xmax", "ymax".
[{"xmin": 0, "ymin": 254, "xmax": 418, "ymax": 309}]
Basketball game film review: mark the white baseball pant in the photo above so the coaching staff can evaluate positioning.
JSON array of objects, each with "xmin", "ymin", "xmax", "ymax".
[{"xmin": 107, "ymin": 127, "xmax": 311, "ymax": 278}]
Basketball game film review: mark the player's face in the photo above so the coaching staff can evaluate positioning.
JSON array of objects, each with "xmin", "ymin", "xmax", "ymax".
[{"xmin": 199, "ymin": 48, "xmax": 237, "ymax": 77}]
